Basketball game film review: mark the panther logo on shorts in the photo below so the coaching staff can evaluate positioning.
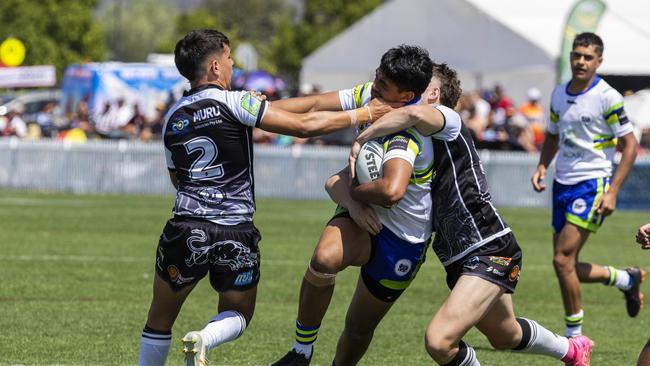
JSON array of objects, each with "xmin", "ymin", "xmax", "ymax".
[
  {"xmin": 184, "ymin": 229, "xmax": 258, "ymax": 271},
  {"xmin": 572, "ymin": 198, "xmax": 587, "ymax": 214},
  {"xmin": 394, "ymin": 259, "xmax": 412, "ymax": 277}
]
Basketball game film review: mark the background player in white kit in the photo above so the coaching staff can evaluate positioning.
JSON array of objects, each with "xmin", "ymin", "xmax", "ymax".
[{"xmin": 531, "ymin": 32, "xmax": 643, "ymax": 338}]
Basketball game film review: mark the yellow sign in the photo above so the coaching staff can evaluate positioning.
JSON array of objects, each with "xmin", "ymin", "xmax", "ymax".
[{"xmin": 0, "ymin": 38, "xmax": 26, "ymax": 67}]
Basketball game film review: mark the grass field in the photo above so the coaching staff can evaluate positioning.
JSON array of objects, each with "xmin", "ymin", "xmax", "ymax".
[{"xmin": 0, "ymin": 190, "xmax": 648, "ymax": 365}]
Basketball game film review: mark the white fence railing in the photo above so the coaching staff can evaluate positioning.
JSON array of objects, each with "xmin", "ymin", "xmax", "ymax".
[{"xmin": 1, "ymin": 138, "xmax": 649, "ymax": 208}]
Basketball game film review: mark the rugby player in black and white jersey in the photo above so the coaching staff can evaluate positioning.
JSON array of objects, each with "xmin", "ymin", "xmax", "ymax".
[
  {"xmin": 349, "ymin": 63, "xmax": 593, "ymax": 366},
  {"xmin": 137, "ymin": 29, "xmax": 394, "ymax": 366}
]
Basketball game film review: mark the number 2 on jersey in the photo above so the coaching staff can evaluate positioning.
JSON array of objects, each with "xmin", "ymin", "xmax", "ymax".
[{"xmin": 183, "ymin": 136, "xmax": 224, "ymax": 180}]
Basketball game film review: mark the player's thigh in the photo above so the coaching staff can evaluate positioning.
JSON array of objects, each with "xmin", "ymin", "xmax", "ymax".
[
  {"xmin": 312, "ymin": 217, "xmax": 372, "ymax": 271},
  {"xmin": 343, "ymin": 274, "xmax": 394, "ymax": 334},
  {"xmin": 428, "ymin": 275, "xmax": 504, "ymax": 341},
  {"xmin": 475, "ymin": 294, "xmax": 521, "ymax": 348},
  {"xmin": 555, "ymin": 222, "xmax": 590, "ymax": 257},
  {"xmin": 147, "ymin": 272, "xmax": 197, "ymax": 330}
]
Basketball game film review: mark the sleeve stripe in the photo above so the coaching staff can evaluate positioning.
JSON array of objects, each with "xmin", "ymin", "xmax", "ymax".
[
  {"xmin": 604, "ymin": 102, "xmax": 624, "ymax": 118},
  {"xmin": 255, "ymin": 100, "xmax": 267, "ymax": 127}
]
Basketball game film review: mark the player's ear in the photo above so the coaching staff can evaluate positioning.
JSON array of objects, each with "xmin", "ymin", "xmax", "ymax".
[{"xmin": 398, "ymin": 91, "xmax": 416, "ymax": 103}]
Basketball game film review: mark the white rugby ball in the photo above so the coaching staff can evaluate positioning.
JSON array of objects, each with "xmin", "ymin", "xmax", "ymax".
[{"xmin": 355, "ymin": 140, "xmax": 384, "ymax": 184}]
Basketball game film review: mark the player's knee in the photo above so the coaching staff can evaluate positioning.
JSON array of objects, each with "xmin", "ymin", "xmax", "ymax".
[
  {"xmin": 311, "ymin": 245, "xmax": 342, "ymax": 274},
  {"xmin": 552, "ymin": 253, "xmax": 574, "ymax": 272},
  {"xmin": 424, "ymin": 329, "xmax": 456, "ymax": 360},
  {"xmin": 304, "ymin": 260, "xmax": 336, "ymax": 287}
]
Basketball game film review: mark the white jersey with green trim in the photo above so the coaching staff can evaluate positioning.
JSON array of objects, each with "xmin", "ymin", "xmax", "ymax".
[
  {"xmin": 338, "ymin": 82, "xmax": 460, "ymax": 243},
  {"xmin": 548, "ymin": 77, "xmax": 633, "ymax": 185}
]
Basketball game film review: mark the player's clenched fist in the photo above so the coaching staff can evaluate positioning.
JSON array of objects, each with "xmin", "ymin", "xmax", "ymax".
[
  {"xmin": 531, "ymin": 165, "xmax": 547, "ymax": 192},
  {"xmin": 636, "ymin": 223, "xmax": 650, "ymax": 249}
]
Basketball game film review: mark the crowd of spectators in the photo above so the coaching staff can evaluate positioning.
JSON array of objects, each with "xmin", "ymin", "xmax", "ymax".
[{"xmin": 2, "ymin": 83, "xmax": 650, "ymax": 154}]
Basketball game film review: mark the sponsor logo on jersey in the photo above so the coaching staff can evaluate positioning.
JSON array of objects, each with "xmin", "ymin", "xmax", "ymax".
[
  {"xmin": 572, "ymin": 198, "xmax": 587, "ymax": 214},
  {"xmin": 509, "ymin": 265, "xmax": 520, "ymax": 282},
  {"xmin": 580, "ymin": 114, "xmax": 592, "ymax": 124},
  {"xmin": 172, "ymin": 118, "xmax": 190, "ymax": 135},
  {"xmin": 394, "ymin": 259, "xmax": 412, "ymax": 277},
  {"xmin": 234, "ymin": 270, "xmax": 254, "ymax": 286},
  {"xmin": 193, "ymin": 106, "xmax": 221, "ymax": 122},
  {"xmin": 241, "ymin": 92, "xmax": 262, "ymax": 117},
  {"xmin": 486, "ymin": 266, "xmax": 506, "ymax": 277},
  {"xmin": 489, "ymin": 256, "xmax": 511, "ymax": 267},
  {"xmin": 566, "ymin": 99, "xmax": 576, "ymax": 104},
  {"xmin": 199, "ymin": 187, "xmax": 226, "ymax": 205},
  {"xmin": 463, "ymin": 256, "xmax": 480, "ymax": 270},
  {"xmin": 386, "ymin": 135, "xmax": 409, "ymax": 152}
]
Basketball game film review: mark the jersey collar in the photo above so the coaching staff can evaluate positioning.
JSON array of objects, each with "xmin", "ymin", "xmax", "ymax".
[
  {"xmin": 183, "ymin": 83, "xmax": 224, "ymax": 97},
  {"xmin": 565, "ymin": 75, "xmax": 601, "ymax": 97}
]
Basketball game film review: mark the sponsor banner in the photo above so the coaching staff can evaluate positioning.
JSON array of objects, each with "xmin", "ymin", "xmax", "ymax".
[
  {"xmin": 558, "ymin": 0, "xmax": 606, "ymax": 83},
  {"xmin": 0, "ymin": 65, "xmax": 56, "ymax": 88}
]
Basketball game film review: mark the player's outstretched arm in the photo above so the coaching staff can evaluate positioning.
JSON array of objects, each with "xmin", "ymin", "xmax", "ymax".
[
  {"xmin": 350, "ymin": 158, "xmax": 411, "ymax": 208},
  {"xmin": 597, "ymin": 132, "xmax": 638, "ymax": 216},
  {"xmin": 259, "ymin": 102, "xmax": 392, "ymax": 138},
  {"xmin": 531, "ymin": 132, "xmax": 559, "ymax": 192},
  {"xmin": 269, "ymin": 91, "xmax": 343, "ymax": 113},
  {"xmin": 356, "ymin": 103, "xmax": 445, "ymax": 145},
  {"xmin": 325, "ymin": 166, "xmax": 382, "ymax": 235}
]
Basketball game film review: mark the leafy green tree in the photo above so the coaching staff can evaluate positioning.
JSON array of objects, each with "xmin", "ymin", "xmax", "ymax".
[
  {"xmin": 99, "ymin": 0, "xmax": 177, "ymax": 62},
  {"xmin": 0, "ymin": 0, "xmax": 105, "ymax": 79},
  {"xmin": 156, "ymin": 8, "xmax": 242, "ymax": 56},
  {"xmin": 270, "ymin": 0, "xmax": 383, "ymax": 84}
]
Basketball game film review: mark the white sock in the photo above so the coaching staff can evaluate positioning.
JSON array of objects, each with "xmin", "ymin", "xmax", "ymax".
[
  {"xmin": 515, "ymin": 318, "xmax": 570, "ymax": 359},
  {"xmin": 292, "ymin": 341, "xmax": 313, "ymax": 358},
  {"xmin": 200, "ymin": 311, "xmax": 247, "ymax": 351},
  {"xmin": 139, "ymin": 327, "xmax": 172, "ymax": 366},
  {"xmin": 564, "ymin": 310, "xmax": 584, "ymax": 337},
  {"xmin": 604, "ymin": 266, "xmax": 632, "ymax": 291},
  {"xmin": 615, "ymin": 269, "xmax": 632, "ymax": 291}
]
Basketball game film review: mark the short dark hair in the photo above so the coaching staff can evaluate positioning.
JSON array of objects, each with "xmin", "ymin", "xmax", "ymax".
[
  {"xmin": 378, "ymin": 45, "xmax": 433, "ymax": 96},
  {"xmin": 174, "ymin": 29, "xmax": 230, "ymax": 82},
  {"xmin": 431, "ymin": 62, "xmax": 462, "ymax": 108},
  {"xmin": 573, "ymin": 32, "xmax": 604, "ymax": 56}
]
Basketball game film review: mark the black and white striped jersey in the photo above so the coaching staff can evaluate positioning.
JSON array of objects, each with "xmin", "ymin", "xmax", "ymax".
[
  {"xmin": 163, "ymin": 84, "xmax": 267, "ymax": 225},
  {"xmin": 431, "ymin": 124, "xmax": 512, "ymax": 266}
]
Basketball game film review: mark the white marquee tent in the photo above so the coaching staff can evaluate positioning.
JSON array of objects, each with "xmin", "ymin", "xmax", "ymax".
[{"xmin": 300, "ymin": 0, "xmax": 650, "ymax": 106}]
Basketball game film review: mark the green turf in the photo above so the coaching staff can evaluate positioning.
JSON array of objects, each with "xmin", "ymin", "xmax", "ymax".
[{"xmin": 0, "ymin": 191, "xmax": 648, "ymax": 365}]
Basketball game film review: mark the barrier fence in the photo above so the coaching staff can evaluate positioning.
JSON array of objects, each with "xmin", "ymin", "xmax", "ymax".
[{"xmin": 1, "ymin": 138, "xmax": 648, "ymax": 209}]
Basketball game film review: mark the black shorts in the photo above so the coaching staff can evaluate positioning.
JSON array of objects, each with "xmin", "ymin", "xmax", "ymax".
[
  {"xmin": 444, "ymin": 232, "xmax": 522, "ymax": 293},
  {"xmin": 155, "ymin": 216, "xmax": 262, "ymax": 292}
]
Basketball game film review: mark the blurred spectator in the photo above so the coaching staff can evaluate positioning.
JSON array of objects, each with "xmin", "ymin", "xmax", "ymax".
[
  {"xmin": 490, "ymin": 84, "xmax": 513, "ymax": 127},
  {"xmin": 115, "ymin": 98, "xmax": 133, "ymax": 128},
  {"xmin": 36, "ymin": 102, "xmax": 57, "ymax": 137},
  {"xmin": 505, "ymin": 113, "xmax": 538, "ymax": 153},
  {"xmin": 140, "ymin": 103, "xmax": 166, "ymax": 142},
  {"xmin": 123, "ymin": 104, "xmax": 147, "ymax": 139},
  {"xmin": 1, "ymin": 106, "xmax": 28, "ymax": 138},
  {"xmin": 519, "ymin": 87, "xmax": 545, "ymax": 147}
]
